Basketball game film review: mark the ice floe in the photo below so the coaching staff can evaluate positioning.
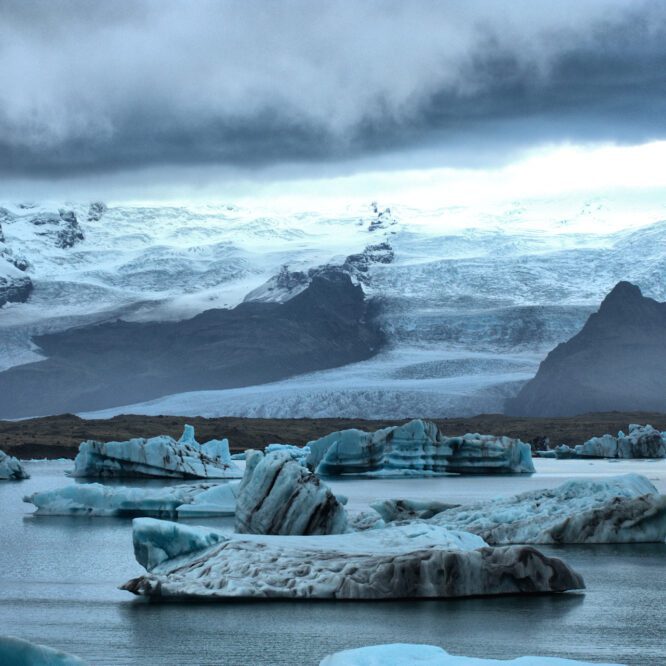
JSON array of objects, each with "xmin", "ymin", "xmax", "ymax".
[
  {"xmin": 0, "ymin": 635, "xmax": 86, "ymax": 665},
  {"xmin": 307, "ymin": 419, "xmax": 535, "ymax": 476},
  {"xmin": 319, "ymin": 643, "xmax": 625, "ymax": 665},
  {"xmin": 0, "ymin": 449, "xmax": 29, "ymax": 480},
  {"xmin": 554, "ymin": 424, "xmax": 666, "ymax": 459},
  {"xmin": 24, "ymin": 481, "xmax": 239, "ymax": 518},
  {"xmin": 235, "ymin": 450, "xmax": 347, "ymax": 535},
  {"xmin": 71, "ymin": 425, "xmax": 242, "ymax": 479},
  {"xmin": 429, "ymin": 474, "xmax": 666, "ymax": 544},
  {"xmin": 121, "ymin": 518, "xmax": 584, "ymax": 600}
]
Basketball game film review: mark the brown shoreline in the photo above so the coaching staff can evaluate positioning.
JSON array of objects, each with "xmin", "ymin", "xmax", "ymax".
[{"xmin": 3, "ymin": 411, "xmax": 666, "ymax": 459}]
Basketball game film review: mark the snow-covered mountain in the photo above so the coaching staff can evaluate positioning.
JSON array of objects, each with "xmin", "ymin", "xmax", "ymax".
[{"xmin": 1, "ymin": 195, "xmax": 665, "ymax": 419}]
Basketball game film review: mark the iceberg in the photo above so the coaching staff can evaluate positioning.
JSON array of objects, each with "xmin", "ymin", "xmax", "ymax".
[
  {"xmin": 430, "ymin": 474, "xmax": 666, "ymax": 544},
  {"xmin": 0, "ymin": 635, "xmax": 86, "ymax": 665},
  {"xmin": 557, "ymin": 424, "xmax": 666, "ymax": 459},
  {"xmin": 235, "ymin": 450, "xmax": 348, "ymax": 535},
  {"xmin": 319, "ymin": 644, "xmax": 625, "ymax": 666},
  {"xmin": 71, "ymin": 425, "xmax": 242, "ymax": 479},
  {"xmin": 0, "ymin": 449, "xmax": 29, "ymax": 480},
  {"xmin": 24, "ymin": 481, "xmax": 239, "ymax": 518},
  {"xmin": 176, "ymin": 482, "xmax": 238, "ymax": 517},
  {"xmin": 121, "ymin": 518, "xmax": 584, "ymax": 600},
  {"xmin": 308, "ymin": 419, "xmax": 535, "ymax": 476},
  {"xmin": 264, "ymin": 442, "xmax": 311, "ymax": 464}
]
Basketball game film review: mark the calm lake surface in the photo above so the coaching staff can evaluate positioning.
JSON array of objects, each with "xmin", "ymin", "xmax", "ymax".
[{"xmin": 1, "ymin": 459, "xmax": 665, "ymax": 665}]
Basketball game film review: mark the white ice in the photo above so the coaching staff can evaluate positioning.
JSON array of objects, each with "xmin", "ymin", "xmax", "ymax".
[
  {"xmin": 24, "ymin": 481, "xmax": 239, "ymax": 518},
  {"xmin": 235, "ymin": 450, "xmax": 347, "ymax": 535},
  {"xmin": 429, "ymin": 474, "xmax": 666, "ymax": 544},
  {"xmin": 319, "ymin": 643, "xmax": 625, "ymax": 666},
  {"xmin": 0, "ymin": 635, "xmax": 86, "ymax": 665},
  {"xmin": 71, "ymin": 425, "xmax": 242, "ymax": 479},
  {"xmin": 557, "ymin": 424, "xmax": 666, "ymax": 459},
  {"xmin": 0, "ymin": 449, "xmax": 29, "ymax": 480},
  {"xmin": 122, "ymin": 518, "xmax": 583, "ymax": 600},
  {"xmin": 307, "ymin": 419, "xmax": 534, "ymax": 476}
]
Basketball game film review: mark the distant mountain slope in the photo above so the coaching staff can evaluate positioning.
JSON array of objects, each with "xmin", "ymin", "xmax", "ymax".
[
  {"xmin": 1, "ymin": 196, "xmax": 666, "ymax": 419},
  {"xmin": 506, "ymin": 282, "xmax": 666, "ymax": 416},
  {"xmin": 0, "ymin": 271, "xmax": 383, "ymax": 418}
]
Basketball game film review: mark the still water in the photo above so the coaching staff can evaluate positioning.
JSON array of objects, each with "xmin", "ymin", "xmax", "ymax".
[{"xmin": 1, "ymin": 459, "xmax": 665, "ymax": 665}]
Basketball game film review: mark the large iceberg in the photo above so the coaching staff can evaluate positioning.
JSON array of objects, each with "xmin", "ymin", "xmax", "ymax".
[
  {"xmin": 307, "ymin": 419, "xmax": 535, "ymax": 475},
  {"xmin": 235, "ymin": 450, "xmax": 348, "ymax": 535},
  {"xmin": 24, "ymin": 481, "xmax": 239, "ymax": 517},
  {"xmin": 320, "ymin": 644, "xmax": 624, "ymax": 666},
  {"xmin": 0, "ymin": 449, "xmax": 29, "ymax": 480},
  {"xmin": 429, "ymin": 474, "xmax": 666, "ymax": 544},
  {"xmin": 121, "ymin": 518, "xmax": 584, "ymax": 600},
  {"xmin": 71, "ymin": 425, "xmax": 242, "ymax": 479},
  {"xmin": 0, "ymin": 635, "xmax": 86, "ymax": 665},
  {"xmin": 555, "ymin": 424, "xmax": 666, "ymax": 459}
]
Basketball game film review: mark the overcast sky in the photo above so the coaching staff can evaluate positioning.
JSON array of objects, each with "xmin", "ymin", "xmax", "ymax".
[{"xmin": 1, "ymin": 0, "xmax": 665, "ymax": 199}]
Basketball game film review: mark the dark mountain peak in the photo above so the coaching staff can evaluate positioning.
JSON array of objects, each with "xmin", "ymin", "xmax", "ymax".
[
  {"xmin": 594, "ymin": 281, "xmax": 665, "ymax": 326},
  {"xmin": 603, "ymin": 280, "xmax": 642, "ymax": 302},
  {"xmin": 506, "ymin": 282, "xmax": 666, "ymax": 417}
]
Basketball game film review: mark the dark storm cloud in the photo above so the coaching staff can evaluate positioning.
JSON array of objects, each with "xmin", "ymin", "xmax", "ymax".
[{"xmin": 0, "ymin": 0, "xmax": 665, "ymax": 178}]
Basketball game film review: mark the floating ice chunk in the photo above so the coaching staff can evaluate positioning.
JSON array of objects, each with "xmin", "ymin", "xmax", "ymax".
[
  {"xmin": 176, "ymin": 482, "xmax": 239, "ymax": 517},
  {"xmin": 178, "ymin": 424, "xmax": 198, "ymax": 446},
  {"xmin": 430, "ymin": 474, "xmax": 666, "ymax": 544},
  {"xmin": 132, "ymin": 517, "xmax": 229, "ymax": 570},
  {"xmin": 308, "ymin": 427, "xmax": 389, "ymax": 474},
  {"xmin": 122, "ymin": 519, "xmax": 584, "ymax": 600},
  {"xmin": 235, "ymin": 450, "xmax": 347, "ymax": 535},
  {"xmin": 370, "ymin": 499, "xmax": 459, "ymax": 522},
  {"xmin": 307, "ymin": 419, "xmax": 534, "ymax": 476},
  {"xmin": 201, "ymin": 438, "xmax": 232, "ymax": 464},
  {"xmin": 319, "ymin": 643, "xmax": 625, "ymax": 666},
  {"xmin": 264, "ymin": 442, "xmax": 310, "ymax": 464},
  {"xmin": 24, "ymin": 481, "xmax": 240, "ymax": 518},
  {"xmin": 0, "ymin": 635, "xmax": 86, "ymax": 665},
  {"xmin": 71, "ymin": 426, "xmax": 242, "ymax": 479},
  {"xmin": 443, "ymin": 433, "xmax": 534, "ymax": 474},
  {"xmin": 553, "ymin": 424, "xmax": 666, "ymax": 459},
  {"xmin": 0, "ymin": 449, "xmax": 29, "ymax": 480}
]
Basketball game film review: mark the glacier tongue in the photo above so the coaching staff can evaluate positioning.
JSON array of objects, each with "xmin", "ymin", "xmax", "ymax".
[
  {"xmin": 71, "ymin": 426, "xmax": 242, "ymax": 479},
  {"xmin": 121, "ymin": 519, "xmax": 584, "ymax": 600},
  {"xmin": 0, "ymin": 449, "xmax": 29, "ymax": 480},
  {"xmin": 307, "ymin": 419, "xmax": 535, "ymax": 476},
  {"xmin": 428, "ymin": 474, "xmax": 666, "ymax": 544}
]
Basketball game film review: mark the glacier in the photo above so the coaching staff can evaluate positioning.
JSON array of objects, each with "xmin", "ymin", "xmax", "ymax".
[
  {"xmin": 428, "ymin": 474, "xmax": 666, "ymax": 544},
  {"xmin": 2, "ymin": 196, "xmax": 666, "ymax": 419},
  {"xmin": 0, "ymin": 635, "xmax": 85, "ymax": 665},
  {"xmin": 319, "ymin": 644, "xmax": 625, "ymax": 666},
  {"xmin": 121, "ymin": 518, "xmax": 584, "ymax": 600},
  {"xmin": 71, "ymin": 425, "xmax": 242, "ymax": 479},
  {"xmin": 235, "ymin": 450, "xmax": 348, "ymax": 535},
  {"xmin": 0, "ymin": 449, "xmax": 29, "ymax": 480},
  {"xmin": 555, "ymin": 424, "xmax": 666, "ymax": 459},
  {"xmin": 24, "ymin": 481, "xmax": 239, "ymax": 517},
  {"xmin": 307, "ymin": 419, "xmax": 535, "ymax": 476}
]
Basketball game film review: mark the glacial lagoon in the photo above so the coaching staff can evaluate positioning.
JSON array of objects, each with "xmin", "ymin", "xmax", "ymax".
[{"xmin": 1, "ymin": 459, "xmax": 665, "ymax": 665}]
